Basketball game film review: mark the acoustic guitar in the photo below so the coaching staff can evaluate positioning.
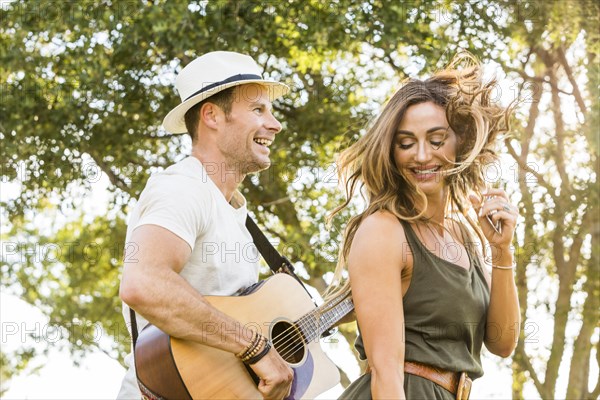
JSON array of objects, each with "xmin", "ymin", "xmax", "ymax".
[{"xmin": 134, "ymin": 273, "xmax": 354, "ymax": 399}]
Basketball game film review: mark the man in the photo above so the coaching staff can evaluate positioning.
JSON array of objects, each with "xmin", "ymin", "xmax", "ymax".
[{"xmin": 117, "ymin": 51, "xmax": 293, "ymax": 399}]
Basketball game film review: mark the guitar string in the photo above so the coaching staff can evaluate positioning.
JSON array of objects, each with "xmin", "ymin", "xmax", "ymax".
[
  {"xmin": 259, "ymin": 294, "xmax": 352, "ymax": 361},
  {"xmin": 275, "ymin": 299, "xmax": 353, "ymax": 361},
  {"xmin": 269, "ymin": 294, "xmax": 349, "ymax": 355},
  {"xmin": 272, "ymin": 298, "xmax": 353, "ymax": 361},
  {"xmin": 273, "ymin": 313, "xmax": 321, "ymax": 360},
  {"xmin": 270, "ymin": 307, "xmax": 324, "ymax": 359},
  {"xmin": 268, "ymin": 296, "xmax": 348, "ymax": 360},
  {"xmin": 270, "ymin": 293, "xmax": 347, "ymax": 349}
]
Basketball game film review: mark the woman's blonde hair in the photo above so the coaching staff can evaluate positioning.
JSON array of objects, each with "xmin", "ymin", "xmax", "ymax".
[{"xmin": 325, "ymin": 53, "xmax": 513, "ymax": 299}]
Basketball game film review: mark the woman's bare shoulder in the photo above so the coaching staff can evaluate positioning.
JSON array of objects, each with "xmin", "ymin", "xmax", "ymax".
[
  {"xmin": 353, "ymin": 210, "xmax": 409, "ymax": 251},
  {"xmin": 359, "ymin": 210, "xmax": 406, "ymax": 231}
]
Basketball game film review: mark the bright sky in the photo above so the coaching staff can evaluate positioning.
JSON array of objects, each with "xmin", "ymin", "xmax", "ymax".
[{"xmin": 1, "ymin": 292, "xmax": 124, "ymax": 399}]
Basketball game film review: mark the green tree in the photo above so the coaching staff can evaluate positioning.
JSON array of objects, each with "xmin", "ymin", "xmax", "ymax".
[
  {"xmin": 1, "ymin": 0, "xmax": 448, "ymax": 387},
  {"xmin": 495, "ymin": 1, "xmax": 599, "ymax": 398},
  {"xmin": 2, "ymin": 1, "xmax": 598, "ymax": 398},
  {"xmin": 444, "ymin": 0, "xmax": 599, "ymax": 398}
]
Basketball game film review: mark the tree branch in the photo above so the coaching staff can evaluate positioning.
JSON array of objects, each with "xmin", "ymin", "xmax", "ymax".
[
  {"xmin": 503, "ymin": 66, "xmax": 574, "ymax": 96},
  {"xmin": 545, "ymin": 251, "xmax": 573, "ymax": 393},
  {"xmin": 85, "ymin": 151, "xmax": 132, "ymax": 194},
  {"xmin": 85, "ymin": 340, "xmax": 116, "ymax": 361},
  {"xmin": 504, "ymin": 139, "xmax": 556, "ymax": 199},
  {"xmin": 557, "ymin": 46, "xmax": 587, "ymax": 118},
  {"xmin": 543, "ymin": 53, "xmax": 575, "ymax": 390},
  {"xmin": 262, "ymin": 197, "xmax": 291, "ymax": 207},
  {"xmin": 567, "ymin": 207, "xmax": 594, "ymax": 271},
  {"xmin": 258, "ymin": 53, "xmax": 273, "ymax": 75},
  {"xmin": 516, "ymin": 344, "xmax": 547, "ymax": 397},
  {"xmin": 504, "ymin": 65, "xmax": 546, "ymax": 84},
  {"xmin": 591, "ymin": 340, "xmax": 600, "ymax": 399},
  {"xmin": 519, "ymin": 69, "xmax": 545, "ymax": 162},
  {"xmin": 511, "ymin": 87, "xmax": 540, "ymax": 395},
  {"xmin": 547, "ymin": 61, "xmax": 572, "ymax": 196},
  {"xmin": 566, "ymin": 242, "xmax": 599, "ymax": 398}
]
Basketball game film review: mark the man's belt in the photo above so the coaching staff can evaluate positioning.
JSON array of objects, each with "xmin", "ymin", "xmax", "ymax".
[{"xmin": 404, "ymin": 361, "xmax": 472, "ymax": 400}]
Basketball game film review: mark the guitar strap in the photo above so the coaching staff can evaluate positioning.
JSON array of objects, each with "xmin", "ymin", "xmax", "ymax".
[
  {"xmin": 130, "ymin": 307, "xmax": 138, "ymax": 349},
  {"xmin": 245, "ymin": 216, "xmax": 301, "ymax": 275},
  {"xmin": 128, "ymin": 214, "xmax": 313, "ymax": 348},
  {"xmin": 245, "ymin": 215, "xmax": 315, "ymax": 301}
]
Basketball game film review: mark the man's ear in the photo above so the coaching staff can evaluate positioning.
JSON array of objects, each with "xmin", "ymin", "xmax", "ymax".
[{"xmin": 200, "ymin": 102, "xmax": 219, "ymax": 129}]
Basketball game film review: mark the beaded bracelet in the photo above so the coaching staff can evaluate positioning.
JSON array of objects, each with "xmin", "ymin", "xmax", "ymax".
[
  {"xmin": 235, "ymin": 330, "xmax": 257, "ymax": 359},
  {"xmin": 241, "ymin": 336, "xmax": 265, "ymax": 362},
  {"xmin": 492, "ymin": 264, "xmax": 515, "ymax": 270},
  {"xmin": 245, "ymin": 338, "xmax": 272, "ymax": 365},
  {"xmin": 235, "ymin": 330, "xmax": 260, "ymax": 360}
]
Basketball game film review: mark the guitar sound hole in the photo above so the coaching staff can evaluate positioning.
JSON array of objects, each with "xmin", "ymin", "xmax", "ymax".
[{"xmin": 271, "ymin": 320, "xmax": 305, "ymax": 364}]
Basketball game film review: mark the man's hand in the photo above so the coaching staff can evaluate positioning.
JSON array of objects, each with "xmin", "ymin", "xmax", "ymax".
[{"xmin": 249, "ymin": 348, "xmax": 294, "ymax": 400}]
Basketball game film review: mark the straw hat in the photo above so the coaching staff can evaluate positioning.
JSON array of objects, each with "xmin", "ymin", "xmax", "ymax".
[{"xmin": 162, "ymin": 51, "xmax": 289, "ymax": 133}]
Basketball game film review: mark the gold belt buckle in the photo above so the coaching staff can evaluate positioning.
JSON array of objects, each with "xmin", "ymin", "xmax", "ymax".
[{"xmin": 456, "ymin": 372, "xmax": 472, "ymax": 400}]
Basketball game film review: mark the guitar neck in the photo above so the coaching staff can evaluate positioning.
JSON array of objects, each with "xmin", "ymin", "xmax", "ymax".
[{"xmin": 295, "ymin": 292, "xmax": 354, "ymax": 342}]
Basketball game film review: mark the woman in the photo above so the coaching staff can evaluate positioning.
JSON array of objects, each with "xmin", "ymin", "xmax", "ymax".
[{"xmin": 327, "ymin": 54, "xmax": 520, "ymax": 399}]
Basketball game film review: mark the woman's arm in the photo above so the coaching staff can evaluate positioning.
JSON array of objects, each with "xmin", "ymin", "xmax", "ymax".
[
  {"xmin": 348, "ymin": 211, "xmax": 409, "ymax": 399},
  {"xmin": 470, "ymin": 189, "xmax": 521, "ymax": 357},
  {"xmin": 485, "ymin": 249, "xmax": 520, "ymax": 357}
]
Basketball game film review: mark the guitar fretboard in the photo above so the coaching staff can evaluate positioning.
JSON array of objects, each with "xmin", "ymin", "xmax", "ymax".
[{"xmin": 295, "ymin": 293, "xmax": 354, "ymax": 342}]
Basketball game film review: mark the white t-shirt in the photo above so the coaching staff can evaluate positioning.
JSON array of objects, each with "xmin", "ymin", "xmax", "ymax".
[{"xmin": 117, "ymin": 156, "xmax": 260, "ymax": 399}]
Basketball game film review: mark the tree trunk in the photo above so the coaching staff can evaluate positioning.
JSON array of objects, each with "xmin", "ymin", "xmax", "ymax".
[
  {"xmin": 510, "ymin": 69, "xmax": 544, "ymax": 400},
  {"xmin": 566, "ymin": 229, "xmax": 600, "ymax": 399}
]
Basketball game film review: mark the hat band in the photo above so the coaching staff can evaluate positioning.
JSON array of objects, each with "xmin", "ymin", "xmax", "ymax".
[{"xmin": 184, "ymin": 73, "xmax": 263, "ymax": 101}]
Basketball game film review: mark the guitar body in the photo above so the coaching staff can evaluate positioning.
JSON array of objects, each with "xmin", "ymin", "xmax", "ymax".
[{"xmin": 135, "ymin": 274, "xmax": 340, "ymax": 399}]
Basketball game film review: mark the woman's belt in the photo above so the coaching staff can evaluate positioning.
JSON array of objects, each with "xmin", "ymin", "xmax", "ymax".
[
  {"xmin": 366, "ymin": 360, "xmax": 472, "ymax": 400},
  {"xmin": 404, "ymin": 361, "xmax": 472, "ymax": 399}
]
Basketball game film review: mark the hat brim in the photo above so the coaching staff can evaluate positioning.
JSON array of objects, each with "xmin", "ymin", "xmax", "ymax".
[{"xmin": 162, "ymin": 80, "xmax": 289, "ymax": 134}]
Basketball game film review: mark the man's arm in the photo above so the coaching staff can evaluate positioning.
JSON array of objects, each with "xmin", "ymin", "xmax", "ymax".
[{"xmin": 119, "ymin": 224, "xmax": 293, "ymax": 399}]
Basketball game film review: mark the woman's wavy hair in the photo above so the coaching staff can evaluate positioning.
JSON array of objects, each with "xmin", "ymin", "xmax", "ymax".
[{"xmin": 325, "ymin": 53, "xmax": 514, "ymax": 299}]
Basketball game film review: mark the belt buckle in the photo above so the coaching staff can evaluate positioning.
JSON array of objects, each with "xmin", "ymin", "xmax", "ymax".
[{"xmin": 456, "ymin": 372, "xmax": 472, "ymax": 400}]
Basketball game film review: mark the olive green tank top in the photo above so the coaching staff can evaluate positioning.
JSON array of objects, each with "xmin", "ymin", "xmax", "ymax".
[{"xmin": 355, "ymin": 220, "xmax": 490, "ymax": 379}]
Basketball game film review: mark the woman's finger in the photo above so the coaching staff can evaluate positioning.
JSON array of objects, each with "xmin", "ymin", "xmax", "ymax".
[
  {"xmin": 489, "ymin": 210, "xmax": 517, "ymax": 225},
  {"xmin": 482, "ymin": 188, "xmax": 509, "ymax": 201},
  {"xmin": 479, "ymin": 198, "xmax": 516, "ymax": 218}
]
